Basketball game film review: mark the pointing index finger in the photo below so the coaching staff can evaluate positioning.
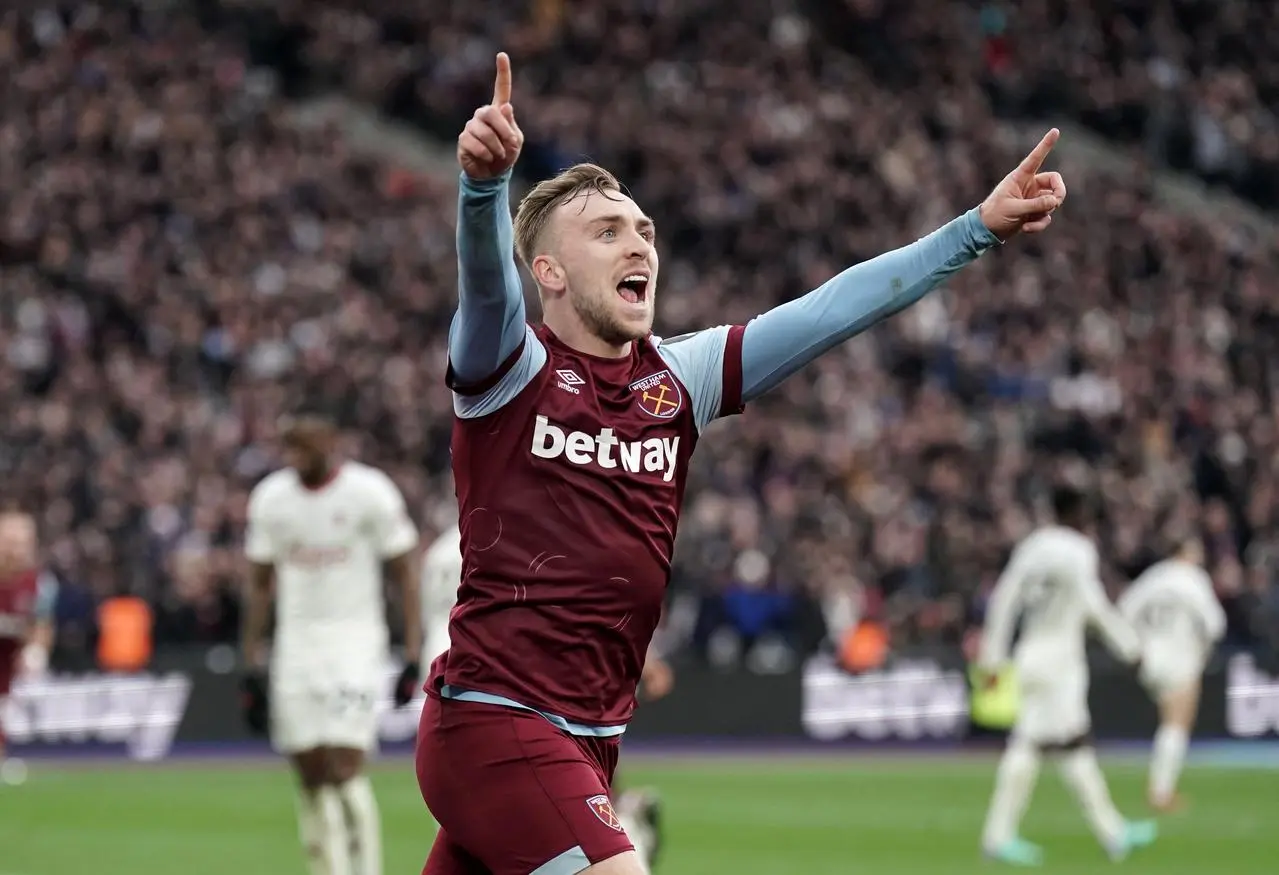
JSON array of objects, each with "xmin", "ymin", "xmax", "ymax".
[
  {"xmin": 1016, "ymin": 128, "xmax": 1060, "ymax": 177},
  {"xmin": 492, "ymin": 52, "xmax": 512, "ymax": 107}
]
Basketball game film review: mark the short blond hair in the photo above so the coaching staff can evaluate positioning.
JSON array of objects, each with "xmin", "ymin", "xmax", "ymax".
[{"xmin": 513, "ymin": 163, "xmax": 622, "ymax": 267}]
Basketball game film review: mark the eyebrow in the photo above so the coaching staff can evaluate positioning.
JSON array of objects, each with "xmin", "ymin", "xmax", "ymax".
[{"xmin": 591, "ymin": 214, "xmax": 657, "ymax": 233}]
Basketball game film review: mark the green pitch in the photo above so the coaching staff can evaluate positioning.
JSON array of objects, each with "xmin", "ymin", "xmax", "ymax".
[{"xmin": 1, "ymin": 754, "xmax": 1275, "ymax": 874}]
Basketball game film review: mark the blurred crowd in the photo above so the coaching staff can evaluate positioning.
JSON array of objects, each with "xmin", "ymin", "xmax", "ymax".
[
  {"xmin": 809, "ymin": 0, "xmax": 1279, "ymax": 212},
  {"xmin": 2, "ymin": 1, "xmax": 1277, "ymax": 669}
]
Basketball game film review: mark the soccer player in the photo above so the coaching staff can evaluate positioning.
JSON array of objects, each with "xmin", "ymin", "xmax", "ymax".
[
  {"xmin": 417, "ymin": 52, "xmax": 1066, "ymax": 875},
  {"xmin": 419, "ymin": 522, "xmax": 669, "ymax": 871},
  {"xmin": 0, "ymin": 509, "xmax": 57, "ymax": 786},
  {"xmin": 977, "ymin": 487, "xmax": 1155, "ymax": 865},
  {"xmin": 1118, "ymin": 536, "xmax": 1225, "ymax": 812},
  {"xmin": 241, "ymin": 411, "xmax": 422, "ymax": 875},
  {"xmin": 421, "ymin": 523, "xmax": 462, "ymax": 668}
]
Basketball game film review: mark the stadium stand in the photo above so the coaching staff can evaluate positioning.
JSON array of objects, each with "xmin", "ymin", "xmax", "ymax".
[{"xmin": 2, "ymin": 1, "xmax": 1275, "ymax": 666}]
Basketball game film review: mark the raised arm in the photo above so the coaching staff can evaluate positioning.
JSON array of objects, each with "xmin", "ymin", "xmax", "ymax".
[
  {"xmin": 738, "ymin": 129, "xmax": 1066, "ymax": 402},
  {"xmin": 451, "ymin": 175, "xmax": 527, "ymax": 384},
  {"xmin": 742, "ymin": 209, "xmax": 997, "ymax": 399},
  {"xmin": 450, "ymin": 52, "xmax": 529, "ymax": 388}
]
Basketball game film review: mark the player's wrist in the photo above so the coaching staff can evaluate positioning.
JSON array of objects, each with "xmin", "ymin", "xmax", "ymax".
[
  {"xmin": 460, "ymin": 169, "xmax": 512, "ymax": 190},
  {"xmin": 971, "ymin": 205, "xmax": 1005, "ymax": 246}
]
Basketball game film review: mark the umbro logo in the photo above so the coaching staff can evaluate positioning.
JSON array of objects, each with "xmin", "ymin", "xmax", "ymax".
[{"xmin": 555, "ymin": 369, "xmax": 584, "ymax": 395}]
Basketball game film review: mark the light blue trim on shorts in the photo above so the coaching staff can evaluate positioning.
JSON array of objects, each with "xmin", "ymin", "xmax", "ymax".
[
  {"xmin": 530, "ymin": 845, "xmax": 591, "ymax": 875},
  {"xmin": 439, "ymin": 685, "xmax": 629, "ymax": 737}
]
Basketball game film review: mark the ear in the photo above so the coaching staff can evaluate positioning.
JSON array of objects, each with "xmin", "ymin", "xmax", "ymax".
[{"xmin": 531, "ymin": 254, "xmax": 566, "ymax": 294}]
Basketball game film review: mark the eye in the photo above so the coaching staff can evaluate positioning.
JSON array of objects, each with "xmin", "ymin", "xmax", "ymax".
[
  {"xmin": 640, "ymin": 229, "xmax": 655, "ymax": 242},
  {"xmin": 599, "ymin": 227, "xmax": 616, "ymax": 239}
]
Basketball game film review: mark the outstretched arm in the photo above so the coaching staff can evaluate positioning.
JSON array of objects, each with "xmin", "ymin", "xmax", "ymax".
[
  {"xmin": 450, "ymin": 52, "xmax": 530, "ymax": 389},
  {"xmin": 741, "ymin": 209, "xmax": 997, "ymax": 400},
  {"xmin": 738, "ymin": 128, "xmax": 1065, "ymax": 402}
]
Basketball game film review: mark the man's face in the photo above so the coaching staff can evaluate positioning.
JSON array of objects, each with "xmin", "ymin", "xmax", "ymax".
[
  {"xmin": 541, "ymin": 187, "xmax": 659, "ymax": 347},
  {"xmin": 279, "ymin": 417, "xmax": 336, "ymax": 481}
]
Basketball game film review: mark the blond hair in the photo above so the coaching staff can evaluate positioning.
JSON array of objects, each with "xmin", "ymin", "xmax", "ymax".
[{"xmin": 513, "ymin": 163, "xmax": 622, "ymax": 267}]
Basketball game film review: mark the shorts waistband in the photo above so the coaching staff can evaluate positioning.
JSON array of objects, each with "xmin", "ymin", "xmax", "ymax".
[{"xmin": 438, "ymin": 685, "xmax": 628, "ymax": 737}]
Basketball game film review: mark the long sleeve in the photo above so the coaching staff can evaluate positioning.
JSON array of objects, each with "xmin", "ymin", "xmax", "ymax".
[
  {"xmin": 740, "ymin": 209, "xmax": 999, "ymax": 401},
  {"xmin": 1082, "ymin": 575, "xmax": 1142, "ymax": 663},
  {"xmin": 449, "ymin": 171, "xmax": 529, "ymax": 387},
  {"xmin": 1189, "ymin": 571, "xmax": 1227, "ymax": 643},
  {"xmin": 979, "ymin": 548, "xmax": 1026, "ymax": 670}
]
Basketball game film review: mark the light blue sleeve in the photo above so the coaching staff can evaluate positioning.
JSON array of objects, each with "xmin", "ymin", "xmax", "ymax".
[
  {"xmin": 448, "ymin": 171, "xmax": 529, "ymax": 385},
  {"xmin": 34, "ymin": 571, "xmax": 58, "ymax": 619},
  {"xmin": 453, "ymin": 326, "xmax": 548, "ymax": 419},
  {"xmin": 655, "ymin": 326, "xmax": 733, "ymax": 433},
  {"xmin": 741, "ymin": 208, "xmax": 999, "ymax": 400}
]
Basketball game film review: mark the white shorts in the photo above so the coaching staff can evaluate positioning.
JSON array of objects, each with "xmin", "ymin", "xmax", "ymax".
[
  {"xmin": 270, "ymin": 657, "xmax": 384, "ymax": 755},
  {"xmin": 1139, "ymin": 651, "xmax": 1204, "ymax": 698},
  {"xmin": 1013, "ymin": 670, "xmax": 1091, "ymax": 746}
]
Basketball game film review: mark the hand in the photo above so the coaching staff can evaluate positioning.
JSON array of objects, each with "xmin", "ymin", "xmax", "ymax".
[
  {"xmin": 979, "ymin": 128, "xmax": 1067, "ymax": 241},
  {"xmin": 457, "ymin": 52, "xmax": 524, "ymax": 181},
  {"xmin": 640, "ymin": 656, "xmax": 674, "ymax": 702},
  {"xmin": 20, "ymin": 643, "xmax": 48, "ymax": 676},
  {"xmin": 394, "ymin": 660, "xmax": 421, "ymax": 708},
  {"xmin": 239, "ymin": 670, "xmax": 269, "ymax": 736}
]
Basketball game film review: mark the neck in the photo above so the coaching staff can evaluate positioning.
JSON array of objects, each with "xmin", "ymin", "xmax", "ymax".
[
  {"xmin": 543, "ymin": 312, "xmax": 631, "ymax": 359},
  {"xmin": 300, "ymin": 463, "xmax": 337, "ymax": 489}
]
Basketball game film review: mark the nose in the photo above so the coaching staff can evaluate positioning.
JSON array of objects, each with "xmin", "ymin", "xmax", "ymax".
[{"xmin": 626, "ymin": 230, "xmax": 651, "ymax": 259}]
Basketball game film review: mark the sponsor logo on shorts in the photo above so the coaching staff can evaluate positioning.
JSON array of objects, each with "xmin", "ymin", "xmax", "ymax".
[{"xmin": 586, "ymin": 794, "xmax": 623, "ymax": 831}]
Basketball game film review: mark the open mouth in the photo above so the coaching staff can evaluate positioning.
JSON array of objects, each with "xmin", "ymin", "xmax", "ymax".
[{"xmin": 616, "ymin": 274, "xmax": 649, "ymax": 305}]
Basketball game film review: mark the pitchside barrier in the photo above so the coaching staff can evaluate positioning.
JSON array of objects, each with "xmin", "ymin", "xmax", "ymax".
[{"xmin": 4, "ymin": 647, "xmax": 1277, "ymax": 760}]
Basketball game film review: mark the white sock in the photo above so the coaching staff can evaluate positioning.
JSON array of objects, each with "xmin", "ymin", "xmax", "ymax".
[
  {"xmin": 338, "ymin": 776, "xmax": 382, "ymax": 875},
  {"xmin": 316, "ymin": 786, "xmax": 354, "ymax": 875},
  {"xmin": 617, "ymin": 810, "xmax": 652, "ymax": 874},
  {"xmin": 296, "ymin": 791, "xmax": 331, "ymax": 875},
  {"xmin": 1149, "ymin": 725, "xmax": 1188, "ymax": 805},
  {"xmin": 982, "ymin": 739, "xmax": 1040, "ymax": 849},
  {"xmin": 1058, "ymin": 748, "xmax": 1125, "ymax": 850}
]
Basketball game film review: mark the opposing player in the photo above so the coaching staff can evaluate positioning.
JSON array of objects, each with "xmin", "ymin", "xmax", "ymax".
[
  {"xmin": 421, "ymin": 523, "xmax": 462, "ymax": 668},
  {"xmin": 1118, "ymin": 537, "xmax": 1225, "ymax": 812},
  {"xmin": 419, "ymin": 522, "xmax": 669, "ymax": 871},
  {"xmin": 241, "ymin": 410, "xmax": 421, "ymax": 875},
  {"xmin": 0, "ymin": 509, "xmax": 57, "ymax": 785},
  {"xmin": 977, "ymin": 488, "xmax": 1155, "ymax": 865},
  {"xmin": 417, "ymin": 52, "xmax": 1066, "ymax": 875}
]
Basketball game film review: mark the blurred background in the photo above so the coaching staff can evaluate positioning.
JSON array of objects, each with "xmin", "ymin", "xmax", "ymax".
[{"xmin": 2, "ymin": 1, "xmax": 1278, "ymax": 873}]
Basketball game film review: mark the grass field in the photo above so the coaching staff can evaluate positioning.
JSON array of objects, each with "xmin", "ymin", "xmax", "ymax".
[{"xmin": 1, "ymin": 752, "xmax": 1275, "ymax": 874}]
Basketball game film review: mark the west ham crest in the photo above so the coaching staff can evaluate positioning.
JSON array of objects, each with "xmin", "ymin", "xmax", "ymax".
[
  {"xmin": 630, "ymin": 370, "xmax": 683, "ymax": 420},
  {"xmin": 586, "ymin": 794, "xmax": 623, "ymax": 831}
]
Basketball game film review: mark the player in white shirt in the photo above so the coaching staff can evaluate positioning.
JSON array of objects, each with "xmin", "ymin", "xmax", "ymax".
[
  {"xmin": 417, "ymin": 523, "xmax": 669, "ymax": 871},
  {"xmin": 241, "ymin": 410, "xmax": 421, "ymax": 875},
  {"xmin": 976, "ymin": 487, "xmax": 1155, "ymax": 866},
  {"xmin": 1118, "ymin": 536, "xmax": 1225, "ymax": 812},
  {"xmin": 420, "ymin": 524, "xmax": 462, "ymax": 667}
]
